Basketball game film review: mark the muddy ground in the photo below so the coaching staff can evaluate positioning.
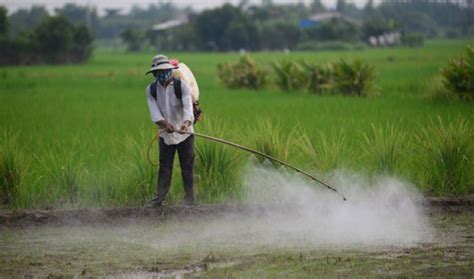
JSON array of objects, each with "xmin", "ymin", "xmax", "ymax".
[{"xmin": 0, "ymin": 197, "xmax": 473, "ymax": 278}]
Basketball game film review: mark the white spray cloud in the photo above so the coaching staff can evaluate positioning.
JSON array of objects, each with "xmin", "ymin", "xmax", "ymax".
[
  {"xmin": 242, "ymin": 164, "xmax": 433, "ymax": 247},
  {"xmin": 120, "ymin": 164, "xmax": 433, "ymax": 253}
]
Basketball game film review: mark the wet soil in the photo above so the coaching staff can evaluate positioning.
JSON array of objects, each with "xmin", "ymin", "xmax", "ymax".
[
  {"xmin": 1, "ymin": 196, "xmax": 472, "ymax": 228},
  {"xmin": 0, "ymin": 197, "xmax": 472, "ymax": 277}
]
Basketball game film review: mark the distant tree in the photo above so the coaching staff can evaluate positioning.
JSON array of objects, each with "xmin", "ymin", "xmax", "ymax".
[
  {"xmin": 72, "ymin": 25, "xmax": 94, "ymax": 61},
  {"xmin": 9, "ymin": 6, "xmax": 49, "ymax": 38},
  {"xmin": 364, "ymin": 0, "xmax": 375, "ymax": 14},
  {"xmin": 336, "ymin": 0, "xmax": 346, "ymax": 13},
  {"xmin": 261, "ymin": 0, "xmax": 273, "ymax": 7},
  {"xmin": 120, "ymin": 28, "xmax": 144, "ymax": 52},
  {"xmin": 259, "ymin": 20, "xmax": 300, "ymax": 50},
  {"xmin": 0, "ymin": 6, "xmax": 8, "ymax": 39},
  {"xmin": 362, "ymin": 16, "xmax": 391, "ymax": 39},
  {"xmin": 377, "ymin": 0, "xmax": 470, "ymax": 37},
  {"xmin": 104, "ymin": 8, "xmax": 121, "ymax": 18},
  {"xmin": 195, "ymin": 4, "xmax": 245, "ymax": 51},
  {"xmin": 310, "ymin": 0, "xmax": 326, "ymax": 13},
  {"xmin": 34, "ymin": 16, "xmax": 75, "ymax": 63},
  {"xmin": 306, "ymin": 18, "xmax": 359, "ymax": 42},
  {"xmin": 32, "ymin": 16, "xmax": 94, "ymax": 63},
  {"xmin": 162, "ymin": 24, "xmax": 199, "ymax": 51},
  {"xmin": 225, "ymin": 17, "xmax": 259, "ymax": 50},
  {"xmin": 55, "ymin": 3, "xmax": 99, "ymax": 31}
]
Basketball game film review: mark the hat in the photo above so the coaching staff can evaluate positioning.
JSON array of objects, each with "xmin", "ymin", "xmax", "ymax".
[{"xmin": 145, "ymin": 54, "xmax": 178, "ymax": 75}]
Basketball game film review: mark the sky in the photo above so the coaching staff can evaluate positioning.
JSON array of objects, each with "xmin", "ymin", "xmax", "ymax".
[{"xmin": 1, "ymin": 0, "xmax": 379, "ymax": 15}]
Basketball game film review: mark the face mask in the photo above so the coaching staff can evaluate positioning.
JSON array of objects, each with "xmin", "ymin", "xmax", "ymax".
[{"xmin": 154, "ymin": 70, "xmax": 172, "ymax": 84}]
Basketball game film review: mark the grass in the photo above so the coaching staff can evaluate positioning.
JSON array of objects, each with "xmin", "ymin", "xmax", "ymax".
[
  {"xmin": 299, "ymin": 128, "xmax": 347, "ymax": 172},
  {"xmin": 361, "ymin": 124, "xmax": 408, "ymax": 175},
  {"xmin": 0, "ymin": 39, "xmax": 473, "ymax": 208},
  {"xmin": 195, "ymin": 120, "xmax": 242, "ymax": 203},
  {"xmin": 0, "ymin": 131, "xmax": 28, "ymax": 207},
  {"xmin": 416, "ymin": 117, "xmax": 473, "ymax": 195},
  {"xmin": 251, "ymin": 119, "xmax": 293, "ymax": 168}
]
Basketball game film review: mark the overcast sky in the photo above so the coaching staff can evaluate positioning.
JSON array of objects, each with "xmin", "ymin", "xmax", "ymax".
[{"xmin": 1, "ymin": 0, "xmax": 379, "ymax": 15}]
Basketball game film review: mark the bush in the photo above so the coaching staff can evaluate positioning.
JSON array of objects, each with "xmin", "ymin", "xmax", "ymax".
[
  {"xmin": 301, "ymin": 61, "xmax": 333, "ymax": 94},
  {"xmin": 441, "ymin": 45, "xmax": 474, "ymax": 101},
  {"xmin": 416, "ymin": 117, "xmax": 473, "ymax": 196},
  {"xmin": 217, "ymin": 55, "xmax": 267, "ymax": 89},
  {"xmin": 333, "ymin": 59, "xmax": 377, "ymax": 96},
  {"xmin": 272, "ymin": 60, "xmax": 305, "ymax": 91}
]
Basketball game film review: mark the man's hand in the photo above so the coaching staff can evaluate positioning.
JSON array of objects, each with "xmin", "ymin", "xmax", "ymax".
[
  {"xmin": 178, "ymin": 121, "xmax": 191, "ymax": 134},
  {"xmin": 156, "ymin": 120, "xmax": 175, "ymax": 133}
]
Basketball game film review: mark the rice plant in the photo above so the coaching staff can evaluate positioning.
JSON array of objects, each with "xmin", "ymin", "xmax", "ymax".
[
  {"xmin": 35, "ymin": 141, "xmax": 83, "ymax": 206},
  {"xmin": 251, "ymin": 119, "xmax": 293, "ymax": 168},
  {"xmin": 272, "ymin": 60, "xmax": 305, "ymax": 92},
  {"xmin": 217, "ymin": 55, "xmax": 267, "ymax": 89},
  {"xmin": 416, "ymin": 117, "xmax": 473, "ymax": 195},
  {"xmin": 441, "ymin": 45, "xmax": 474, "ymax": 101},
  {"xmin": 361, "ymin": 124, "xmax": 408, "ymax": 175},
  {"xmin": 302, "ymin": 61, "xmax": 333, "ymax": 95},
  {"xmin": 333, "ymin": 59, "xmax": 377, "ymax": 96},
  {"xmin": 195, "ymin": 120, "xmax": 242, "ymax": 203},
  {"xmin": 299, "ymin": 129, "xmax": 347, "ymax": 172},
  {"xmin": 0, "ymin": 131, "xmax": 28, "ymax": 206},
  {"xmin": 119, "ymin": 128, "xmax": 157, "ymax": 205}
]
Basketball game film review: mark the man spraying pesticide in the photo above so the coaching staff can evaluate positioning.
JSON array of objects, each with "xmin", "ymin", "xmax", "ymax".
[
  {"xmin": 145, "ymin": 55, "xmax": 346, "ymax": 207},
  {"xmin": 145, "ymin": 55, "xmax": 202, "ymax": 207}
]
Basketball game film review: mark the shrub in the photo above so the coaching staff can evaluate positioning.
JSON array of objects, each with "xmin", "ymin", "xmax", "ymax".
[
  {"xmin": 301, "ymin": 61, "xmax": 333, "ymax": 95},
  {"xmin": 361, "ymin": 124, "xmax": 407, "ymax": 175},
  {"xmin": 416, "ymin": 117, "xmax": 473, "ymax": 196},
  {"xmin": 441, "ymin": 45, "xmax": 474, "ymax": 101},
  {"xmin": 217, "ymin": 55, "xmax": 267, "ymax": 89},
  {"xmin": 333, "ymin": 59, "xmax": 377, "ymax": 96},
  {"xmin": 272, "ymin": 60, "xmax": 305, "ymax": 91}
]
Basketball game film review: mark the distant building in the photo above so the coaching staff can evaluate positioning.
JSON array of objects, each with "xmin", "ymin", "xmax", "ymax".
[
  {"xmin": 299, "ymin": 12, "xmax": 356, "ymax": 29},
  {"xmin": 368, "ymin": 32, "xmax": 401, "ymax": 47},
  {"xmin": 151, "ymin": 17, "xmax": 189, "ymax": 32}
]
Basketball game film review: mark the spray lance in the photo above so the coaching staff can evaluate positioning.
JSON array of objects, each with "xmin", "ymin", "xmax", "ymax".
[{"xmin": 146, "ymin": 130, "xmax": 347, "ymax": 201}]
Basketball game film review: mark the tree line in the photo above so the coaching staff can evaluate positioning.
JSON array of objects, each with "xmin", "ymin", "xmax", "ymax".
[
  {"xmin": 0, "ymin": 7, "xmax": 93, "ymax": 65},
  {"xmin": 123, "ymin": 0, "xmax": 473, "ymax": 52},
  {"xmin": 0, "ymin": 0, "xmax": 472, "ymax": 62}
]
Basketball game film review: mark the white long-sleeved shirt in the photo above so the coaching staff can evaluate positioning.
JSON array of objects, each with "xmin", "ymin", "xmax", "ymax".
[{"xmin": 146, "ymin": 79, "xmax": 194, "ymax": 145}]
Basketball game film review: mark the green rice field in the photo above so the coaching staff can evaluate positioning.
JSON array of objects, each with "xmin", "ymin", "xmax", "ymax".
[{"xmin": 0, "ymin": 39, "xmax": 473, "ymax": 209}]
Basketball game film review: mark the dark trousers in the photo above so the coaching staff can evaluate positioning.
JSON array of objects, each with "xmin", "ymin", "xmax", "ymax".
[{"xmin": 155, "ymin": 135, "xmax": 195, "ymax": 204}]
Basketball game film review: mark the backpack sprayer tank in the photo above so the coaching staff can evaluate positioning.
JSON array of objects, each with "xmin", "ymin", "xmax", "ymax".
[{"xmin": 171, "ymin": 61, "xmax": 200, "ymax": 103}]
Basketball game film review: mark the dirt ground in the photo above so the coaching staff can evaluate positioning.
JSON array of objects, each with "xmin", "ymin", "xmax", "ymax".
[{"xmin": 0, "ymin": 197, "xmax": 473, "ymax": 277}]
